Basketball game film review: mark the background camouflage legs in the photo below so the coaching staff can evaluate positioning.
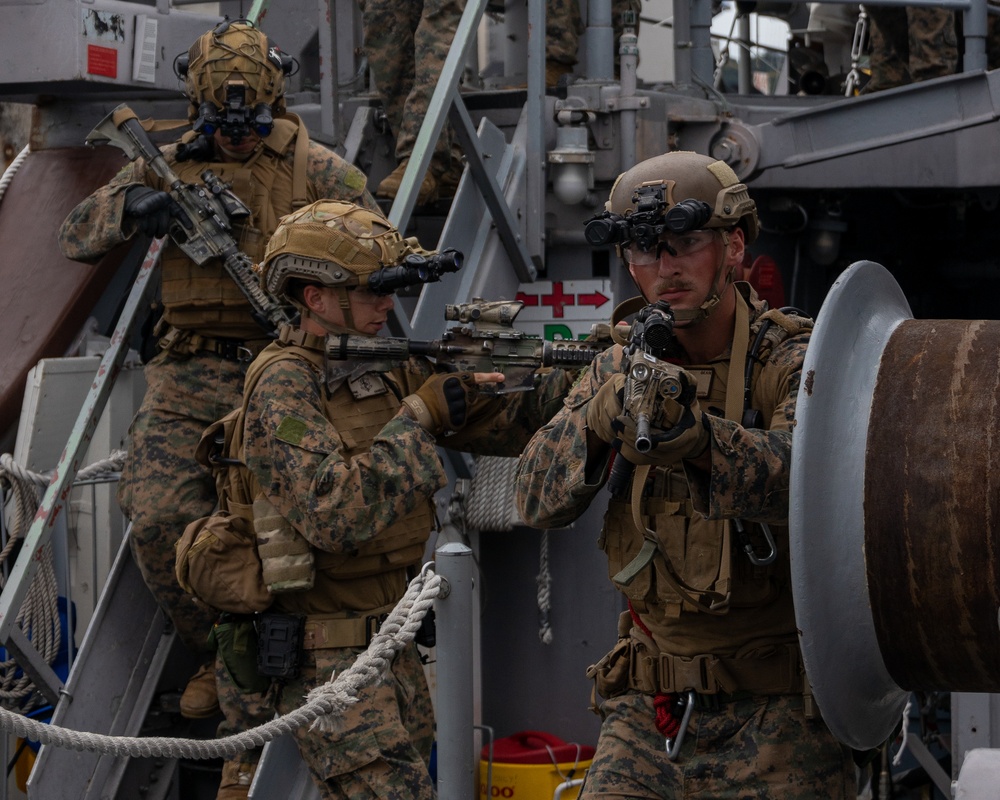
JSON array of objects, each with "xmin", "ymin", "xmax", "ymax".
[
  {"xmin": 865, "ymin": 6, "xmax": 957, "ymax": 92},
  {"xmin": 274, "ymin": 644, "xmax": 435, "ymax": 799},
  {"xmin": 359, "ymin": 0, "xmax": 462, "ymax": 170},
  {"xmin": 581, "ymin": 692, "xmax": 856, "ymax": 799},
  {"xmin": 118, "ymin": 351, "xmax": 247, "ymax": 653}
]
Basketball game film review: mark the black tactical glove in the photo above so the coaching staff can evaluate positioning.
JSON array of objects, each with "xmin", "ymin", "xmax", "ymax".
[
  {"xmin": 123, "ymin": 186, "xmax": 178, "ymax": 238},
  {"xmin": 402, "ymin": 372, "xmax": 479, "ymax": 436}
]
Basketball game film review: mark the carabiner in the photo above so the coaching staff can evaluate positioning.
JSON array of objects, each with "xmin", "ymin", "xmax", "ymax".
[
  {"xmin": 665, "ymin": 690, "xmax": 696, "ymax": 760},
  {"xmin": 733, "ymin": 519, "xmax": 777, "ymax": 566}
]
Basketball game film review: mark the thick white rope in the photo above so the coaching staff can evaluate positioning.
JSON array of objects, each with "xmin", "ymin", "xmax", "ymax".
[
  {"xmin": 0, "ymin": 564, "xmax": 441, "ymax": 758},
  {"xmin": 0, "ymin": 449, "xmax": 126, "ymax": 711},
  {"xmin": 465, "ymin": 456, "xmax": 521, "ymax": 532},
  {"xmin": 0, "ymin": 144, "xmax": 30, "ymax": 202}
]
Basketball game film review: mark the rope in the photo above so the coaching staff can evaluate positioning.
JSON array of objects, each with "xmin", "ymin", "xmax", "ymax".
[
  {"xmin": 536, "ymin": 531, "xmax": 553, "ymax": 645},
  {"xmin": 0, "ymin": 144, "xmax": 30, "ymax": 203},
  {"xmin": 0, "ymin": 449, "xmax": 127, "ymax": 712},
  {"xmin": 465, "ymin": 455, "xmax": 521, "ymax": 532},
  {"xmin": 0, "ymin": 564, "xmax": 442, "ymax": 759}
]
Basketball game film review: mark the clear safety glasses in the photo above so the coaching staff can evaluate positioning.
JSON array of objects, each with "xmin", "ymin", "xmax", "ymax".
[{"xmin": 624, "ymin": 229, "xmax": 718, "ymax": 266}]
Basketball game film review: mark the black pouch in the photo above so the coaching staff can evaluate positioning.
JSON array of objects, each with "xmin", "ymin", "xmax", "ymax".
[
  {"xmin": 414, "ymin": 608, "xmax": 436, "ymax": 648},
  {"xmin": 256, "ymin": 612, "xmax": 304, "ymax": 680}
]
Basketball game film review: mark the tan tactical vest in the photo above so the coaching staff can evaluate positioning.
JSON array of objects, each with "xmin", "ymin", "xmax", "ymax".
[
  {"xmin": 240, "ymin": 330, "xmax": 433, "ymax": 614},
  {"xmin": 601, "ymin": 293, "xmax": 811, "ymax": 660},
  {"xmin": 155, "ymin": 116, "xmax": 310, "ymax": 338}
]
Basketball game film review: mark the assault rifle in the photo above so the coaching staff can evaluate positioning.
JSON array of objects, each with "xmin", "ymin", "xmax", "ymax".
[
  {"xmin": 606, "ymin": 300, "xmax": 690, "ymax": 496},
  {"xmin": 325, "ymin": 298, "xmax": 611, "ymax": 393},
  {"xmin": 85, "ymin": 103, "xmax": 294, "ymax": 332}
]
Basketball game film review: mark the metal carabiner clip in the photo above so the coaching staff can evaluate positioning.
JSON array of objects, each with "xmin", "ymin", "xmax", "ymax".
[
  {"xmin": 733, "ymin": 519, "xmax": 778, "ymax": 566},
  {"xmin": 665, "ymin": 690, "xmax": 696, "ymax": 760}
]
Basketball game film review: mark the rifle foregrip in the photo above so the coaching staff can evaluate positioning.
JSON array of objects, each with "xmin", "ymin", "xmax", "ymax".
[
  {"xmin": 542, "ymin": 341, "xmax": 609, "ymax": 368},
  {"xmin": 327, "ymin": 335, "xmax": 413, "ymax": 361}
]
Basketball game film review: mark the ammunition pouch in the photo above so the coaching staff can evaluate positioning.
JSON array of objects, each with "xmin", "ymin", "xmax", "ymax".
[
  {"xmin": 253, "ymin": 495, "xmax": 315, "ymax": 593},
  {"xmin": 586, "ymin": 636, "xmax": 632, "ymax": 710},
  {"xmin": 211, "ymin": 615, "xmax": 271, "ymax": 694},
  {"xmin": 256, "ymin": 612, "xmax": 305, "ymax": 680}
]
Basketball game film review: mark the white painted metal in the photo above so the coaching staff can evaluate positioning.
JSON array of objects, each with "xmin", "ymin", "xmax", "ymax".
[{"xmin": 789, "ymin": 260, "xmax": 912, "ymax": 750}]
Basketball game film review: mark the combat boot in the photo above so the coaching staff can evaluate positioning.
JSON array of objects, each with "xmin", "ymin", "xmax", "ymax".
[
  {"xmin": 376, "ymin": 160, "xmax": 438, "ymax": 205},
  {"xmin": 546, "ymin": 61, "xmax": 574, "ymax": 88},
  {"xmin": 217, "ymin": 760, "xmax": 256, "ymax": 800},
  {"xmin": 179, "ymin": 662, "xmax": 220, "ymax": 719}
]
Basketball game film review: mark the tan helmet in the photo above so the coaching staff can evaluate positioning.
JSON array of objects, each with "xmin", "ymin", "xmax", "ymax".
[
  {"xmin": 607, "ymin": 151, "xmax": 759, "ymax": 243},
  {"xmin": 174, "ymin": 19, "xmax": 294, "ymax": 138},
  {"xmin": 260, "ymin": 201, "xmax": 414, "ymax": 302}
]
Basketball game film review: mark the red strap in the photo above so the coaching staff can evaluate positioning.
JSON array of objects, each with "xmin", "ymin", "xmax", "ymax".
[{"xmin": 628, "ymin": 602, "xmax": 680, "ymax": 738}]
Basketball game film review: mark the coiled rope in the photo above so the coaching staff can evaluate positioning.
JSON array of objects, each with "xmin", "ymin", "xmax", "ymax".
[
  {"xmin": 0, "ymin": 563, "xmax": 440, "ymax": 758},
  {"xmin": 0, "ymin": 450, "xmax": 126, "ymax": 712}
]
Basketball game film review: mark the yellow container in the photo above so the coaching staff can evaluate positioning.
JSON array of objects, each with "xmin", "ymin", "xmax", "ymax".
[
  {"xmin": 479, "ymin": 758, "xmax": 592, "ymax": 800},
  {"xmin": 479, "ymin": 731, "xmax": 595, "ymax": 800}
]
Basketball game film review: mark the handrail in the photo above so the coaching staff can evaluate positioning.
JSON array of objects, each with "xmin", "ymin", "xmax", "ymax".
[{"xmin": 0, "ymin": 239, "xmax": 162, "ymax": 705}]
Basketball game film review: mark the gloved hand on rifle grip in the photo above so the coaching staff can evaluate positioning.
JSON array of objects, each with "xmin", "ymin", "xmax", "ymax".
[
  {"xmin": 585, "ymin": 374, "xmax": 626, "ymax": 444},
  {"xmin": 402, "ymin": 372, "xmax": 479, "ymax": 436},
  {"xmin": 123, "ymin": 186, "xmax": 179, "ymax": 239},
  {"xmin": 611, "ymin": 407, "xmax": 710, "ymax": 466}
]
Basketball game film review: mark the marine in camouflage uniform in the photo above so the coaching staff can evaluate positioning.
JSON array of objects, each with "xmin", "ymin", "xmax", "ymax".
[
  {"xmin": 57, "ymin": 19, "xmax": 376, "ymax": 724},
  {"xmin": 216, "ymin": 200, "xmax": 573, "ymax": 797},
  {"xmin": 514, "ymin": 152, "xmax": 856, "ymax": 798},
  {"xmin": 361, "ymin": 0, "xmax": 465, "ymax": 202},
  {"xmin": 863, "ymin": 5, "xmax": 957, "ymax": 93},
  {"xmin": 546, "ymin": 0, "xmax": 642, "ymax": 80}
]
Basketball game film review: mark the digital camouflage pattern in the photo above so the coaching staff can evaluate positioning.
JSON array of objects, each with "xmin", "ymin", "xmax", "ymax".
[
  {"xmin": 231, "ymin": 336, "xmax": 574, "ymax": 792},
  {"xmin": 863, "ymin": 5, "xmax": 957, "ymax": 93},
  {"xmin": 546, "ymin": 0, "xmax": 641, "ymax": 70},
  {"xmin": 58, "ymin": 138, "xmax": 376, "ymax": 261},
  {"xmin": 581, "ymin": 692, "xmax": 855, "ymax": 799},
  {"xmin": 514, "ymin": 286, "xmax": 856, "ymax": 791},
  {"xmin": 357, "ymin": 0, "xmax": 462, "ymax": 171},
  {"xmin": 58, "ymin": 128, "xmax": 377, "ymax": 659},
  {"xmin": 119, "ymin": 351, "xmax": 246, "ymax": 652}
]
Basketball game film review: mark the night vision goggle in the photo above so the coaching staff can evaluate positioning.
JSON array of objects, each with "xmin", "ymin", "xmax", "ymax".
[
  {"xmin": 584, "ymin": 184, "xmax": 714, "ymax": 251},
  {"xmin": 366, "ymin": 249, "xmax": 463, "ymax": 295},
  {"xmin": 191, "ymin": 87, "xmax": 277, "ymax": 144}
]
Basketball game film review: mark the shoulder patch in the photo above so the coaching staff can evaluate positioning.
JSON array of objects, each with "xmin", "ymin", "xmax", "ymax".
[
  {"xmin": 275, "ymin": 415, "xmax": 309, "ymax": 445},
  {"xmin": 344, "ymin": 168, "xmax": 367, "ymax": 192}
]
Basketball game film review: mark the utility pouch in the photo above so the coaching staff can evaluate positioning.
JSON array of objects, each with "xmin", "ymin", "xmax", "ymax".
[
  {"xmin": 256, "ymin": 612, "xmax": 304, "ymax": 680},
  {"xmin": 415, "ymin": 608, "xmax": 436, "ymax": 648},
  {"xmin": 210, "ymin": 617, "xmax": 271, "ymax": 694},
  {"xmin": 586, "ymin": 635, "xmax": 632, "ymax": 704}
]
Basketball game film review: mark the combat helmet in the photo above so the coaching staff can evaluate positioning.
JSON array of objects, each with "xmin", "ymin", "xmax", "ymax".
[
  {"xmin": 174, "ymin": 19, "xmax": 295, "ymax": 142},
  {"xmin": 590, "ymin": 151, "xmax": 759, "ymax": 324},
  {"xmin": 607, "ymin": 151, "xmax": 759, "ymax": 243},
  {"xmin": 259, "ymin": 200, "xmax": 416, "ymax": 330}
]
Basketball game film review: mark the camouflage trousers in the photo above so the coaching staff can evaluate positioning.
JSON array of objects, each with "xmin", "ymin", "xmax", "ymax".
[
  {"xmin": 546, "ymin": 0, "xmax": 642, "ymax": 68},
  {"xmin": 864, "ymin": 6, "xmax": 957, "ymax": 93},
  {"xmin": 118, "ymin": 350, "xmax": 247, "ymax": 654},
  {"xmin": 359, "ymin": 0, "xmax": 463, "ymax": 171},
  {"xmin": 219, "ymin": 639, "xmax": 435, "ymax": 799},
  {"xmin": 580, "ymin": 691, "xmax": 856, "ymax": 799}
]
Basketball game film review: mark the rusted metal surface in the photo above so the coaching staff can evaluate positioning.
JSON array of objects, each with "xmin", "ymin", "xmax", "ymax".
[
  {"xmin": 866, "ymin": 318, "xmax": 1000, "ymax": 691},
  {"xmin": 0, "ymin": 145, "xmax": 131, "ymax": 438}
]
